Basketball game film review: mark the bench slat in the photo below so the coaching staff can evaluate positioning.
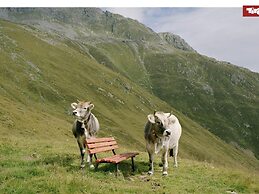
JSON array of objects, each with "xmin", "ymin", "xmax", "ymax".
[
  {"xmin": 96, "ymin": 152, "xmax": 139, "ymax": 164},
  {"xmin": 88, "ymin": 145, "xmax": 119, "ymax": 154},
  {"xmin": 86, "ymin": 137, "xmax": 115, "ymax": 144},
  {"xmin": 87, "ymin": 141, "xmax": 117, "ymax": 149}
]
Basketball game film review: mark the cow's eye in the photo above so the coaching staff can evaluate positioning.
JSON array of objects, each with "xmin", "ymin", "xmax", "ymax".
[
  {"xmin": 156, "ymin": 121, "xmax": 162, "ymax": 125},
  {"xmin": 84, "ymin": 107, "xmax": 88, "ymax": 110}
]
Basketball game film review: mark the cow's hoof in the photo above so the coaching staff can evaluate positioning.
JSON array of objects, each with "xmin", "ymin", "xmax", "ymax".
[
  {"xmin": 89, "ymin": 164, "xmax": 95, "ymax": 169},
  {"xmin": 148, "ymin": 171, "xmax": 154, "ymax": 175},
  {"xmin": 80, "ymin": 164, "xmax": 85, "ymax": 168},
  {"xmin": 174, "ymin": 164, "xmax": 178, "ymax": 168},
  {"xmin": 162, "ymin": 171, "xmax": 168, "ymax": 176}
]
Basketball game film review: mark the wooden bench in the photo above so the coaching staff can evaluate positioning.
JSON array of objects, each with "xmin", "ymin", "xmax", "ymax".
[{"xmin": 86, "ymin": 137, "xmax": 139, "ymax": 175}]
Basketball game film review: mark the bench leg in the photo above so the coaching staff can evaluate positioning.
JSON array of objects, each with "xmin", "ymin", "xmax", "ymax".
[
  {"xmin": 95, "ymin": 163, "xmax": 99, "ymax": 171},
  {"xmin": 116, "ymin": 163, "xmax": 119, "ymax": 176},
  {"xmin": 131, "ymin": 157, "xmax": 135, "ymax": 172}
]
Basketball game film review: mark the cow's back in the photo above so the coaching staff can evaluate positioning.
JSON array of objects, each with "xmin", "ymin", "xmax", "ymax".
[
  {"xmin": 144, "ymin": 121, "xmax": 156, "ymax": 143},
  {"xmin": 168, "ymin": 117, "xmax": 182, "ymax": 148},
  {"xmin": 87, "ymin": 114, "xmax": 99, "ymax": 136}
]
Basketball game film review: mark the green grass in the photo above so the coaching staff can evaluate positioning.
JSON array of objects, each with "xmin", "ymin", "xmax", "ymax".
[
  {"xmin": 1, "ymin": 138, "xmax": 259, "ymax": 194},
  {"xmin": 87, "ymin": 41, "xmax": 151, "ymax": 89}
]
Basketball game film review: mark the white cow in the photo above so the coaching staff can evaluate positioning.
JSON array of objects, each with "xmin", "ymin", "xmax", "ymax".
[{"xmin": 144, "ymin": 111, "xmax": 182, "ymax": 175}]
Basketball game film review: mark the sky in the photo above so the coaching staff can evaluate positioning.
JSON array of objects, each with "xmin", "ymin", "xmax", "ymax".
[{"xmin": 105, "ymin": 8, "xmax": 259, "ymax": 73}]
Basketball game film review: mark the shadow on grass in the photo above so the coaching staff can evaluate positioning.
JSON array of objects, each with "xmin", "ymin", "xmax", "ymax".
[
  {"xmin": 41, "ymin": 154, "xmax": 150, "ymax": 177},
  {"xmin": 93, "ymin": 160, "xmax": 149, "ymax": 177}
]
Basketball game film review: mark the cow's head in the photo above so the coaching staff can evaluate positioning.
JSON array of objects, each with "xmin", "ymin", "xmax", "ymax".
[
  {"xmin": 147, "ymin": 111, "xmax": 172, "ymax": 137},
  {"xmin": 71, "ymin": 101, "xmax": 94, "ymax": 121}
]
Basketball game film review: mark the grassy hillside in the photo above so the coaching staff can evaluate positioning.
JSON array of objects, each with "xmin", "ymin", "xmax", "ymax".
[
  {"xmin": 67, "ymin": 31, "xmax": 259, "ymax": 159},
  {"xmin": 0, "ymin": 13, "xmax": 259, "ymax": 193},
  {"xmin": 1, "ymin": 18, "xmax": 258, "ymax": 168},
  {"xmin": 1, "ymin": 139, "xmax": 259, "ymax": 193},
  {"xmin": 143, "ymin": 51, "xmax": 259, "ymax": 158},
  {"xmin": 34, "ymin": 7, "xmax": 259, "ymax": 159}
]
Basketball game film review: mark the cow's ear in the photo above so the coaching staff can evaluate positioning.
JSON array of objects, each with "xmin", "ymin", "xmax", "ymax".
[
  {"xmin": 89, "ymin": 103, "xmax": 94, "ymax": 110},
  {"xmin": 148, "ymin": 114, "xmax": 155, "ymax": 123},
  {"xmin": 169, "ymin": 117, "xmax": 176, "ymax": 124},
  {"xmin": 71, "ymin": 103, "xmax": 77, "ymax": 109}
]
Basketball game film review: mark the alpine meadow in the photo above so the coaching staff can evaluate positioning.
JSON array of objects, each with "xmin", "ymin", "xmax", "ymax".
[{"xmin": 0, "ymin": 8, "xmax": 259, "ymax": 194}]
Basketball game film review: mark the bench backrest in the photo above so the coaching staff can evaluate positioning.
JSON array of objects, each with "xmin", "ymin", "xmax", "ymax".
[{"xmin": 86, "ymin": 137, "xmax": 119, "ymax": 154}]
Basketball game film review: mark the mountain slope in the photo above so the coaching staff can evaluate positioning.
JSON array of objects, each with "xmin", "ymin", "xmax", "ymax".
[
  {"xmin": 144, "ymin": 51, "xmax": 259, "ymax": 157},
  {"xmin": 3, "ymin": 8, "xmax": 255, "ymax": 159},
  {"xmin": 0, "ymin": 17, "xmax": 259, "ymax": 171}
]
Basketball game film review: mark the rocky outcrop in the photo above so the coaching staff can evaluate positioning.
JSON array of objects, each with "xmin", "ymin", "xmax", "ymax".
[{"xmin": 159, "ymin": 32, "xmax": 196, "ymax": 52}]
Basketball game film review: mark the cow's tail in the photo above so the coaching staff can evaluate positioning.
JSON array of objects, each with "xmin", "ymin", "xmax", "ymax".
[{"xmin": 169, "ymin": 149, "xmax": 174, "ymax": 157}]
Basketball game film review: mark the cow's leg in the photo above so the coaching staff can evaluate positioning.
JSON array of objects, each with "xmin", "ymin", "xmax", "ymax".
[
  {"xmin": 83, "ymin": 131, "xmax": 93, "ymax": 168},
  {"xmin": 84, "ymin": 133, "xmax": 94, "ymax": 168},
  {"xmin": 77, "ymin": 139, "xmax": 86, "ymax": 168},
  {"xmin": 88, "ymin": 154, "xmax": 94, "ymax": 169},
  {"xmin": 146, "ymin": 143, "xmax": 155, "ymax": 175},
  {"xmin": 148, "ymin": 152, "xmax": 154, "ymax": 175},
  {"xmin": 84, "ymin": 143, "xmax": 94, "ymax": 168},
  {"xmin": 86, "ymin": 152, "xmax": 90, "ymax": 163},
  {"xmin": 173, "ymin": 145, "xmax": 179, "ymax": 167},
  {"xmin": 161, "ymin": 149, "xmax": 168, "ymax": 176}
]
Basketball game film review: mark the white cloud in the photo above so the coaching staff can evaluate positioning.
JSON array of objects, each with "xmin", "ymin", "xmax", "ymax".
[
  {"xmin": 103, "ymin": 8, "xmax": 259, "ymax": 73},
  {"xmin": 152, "ymin": 8, "xmax": 259, "ymax": 72}
]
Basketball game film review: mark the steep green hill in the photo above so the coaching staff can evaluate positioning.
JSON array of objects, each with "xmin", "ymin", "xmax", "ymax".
[
  {"xmin": 1, "ymin": 15, "xmax": 259, "ymax": 170},
  {"xmin": 72, "ymin": 33, "xmax": 259, "ymax": 159},
  {"xmin": 144, "ymin": 51, "xmax": 259, "ymax": 157},
  {"xmin": 3, "ymin": 8, "xmax": 256, "ymax": 159}
]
